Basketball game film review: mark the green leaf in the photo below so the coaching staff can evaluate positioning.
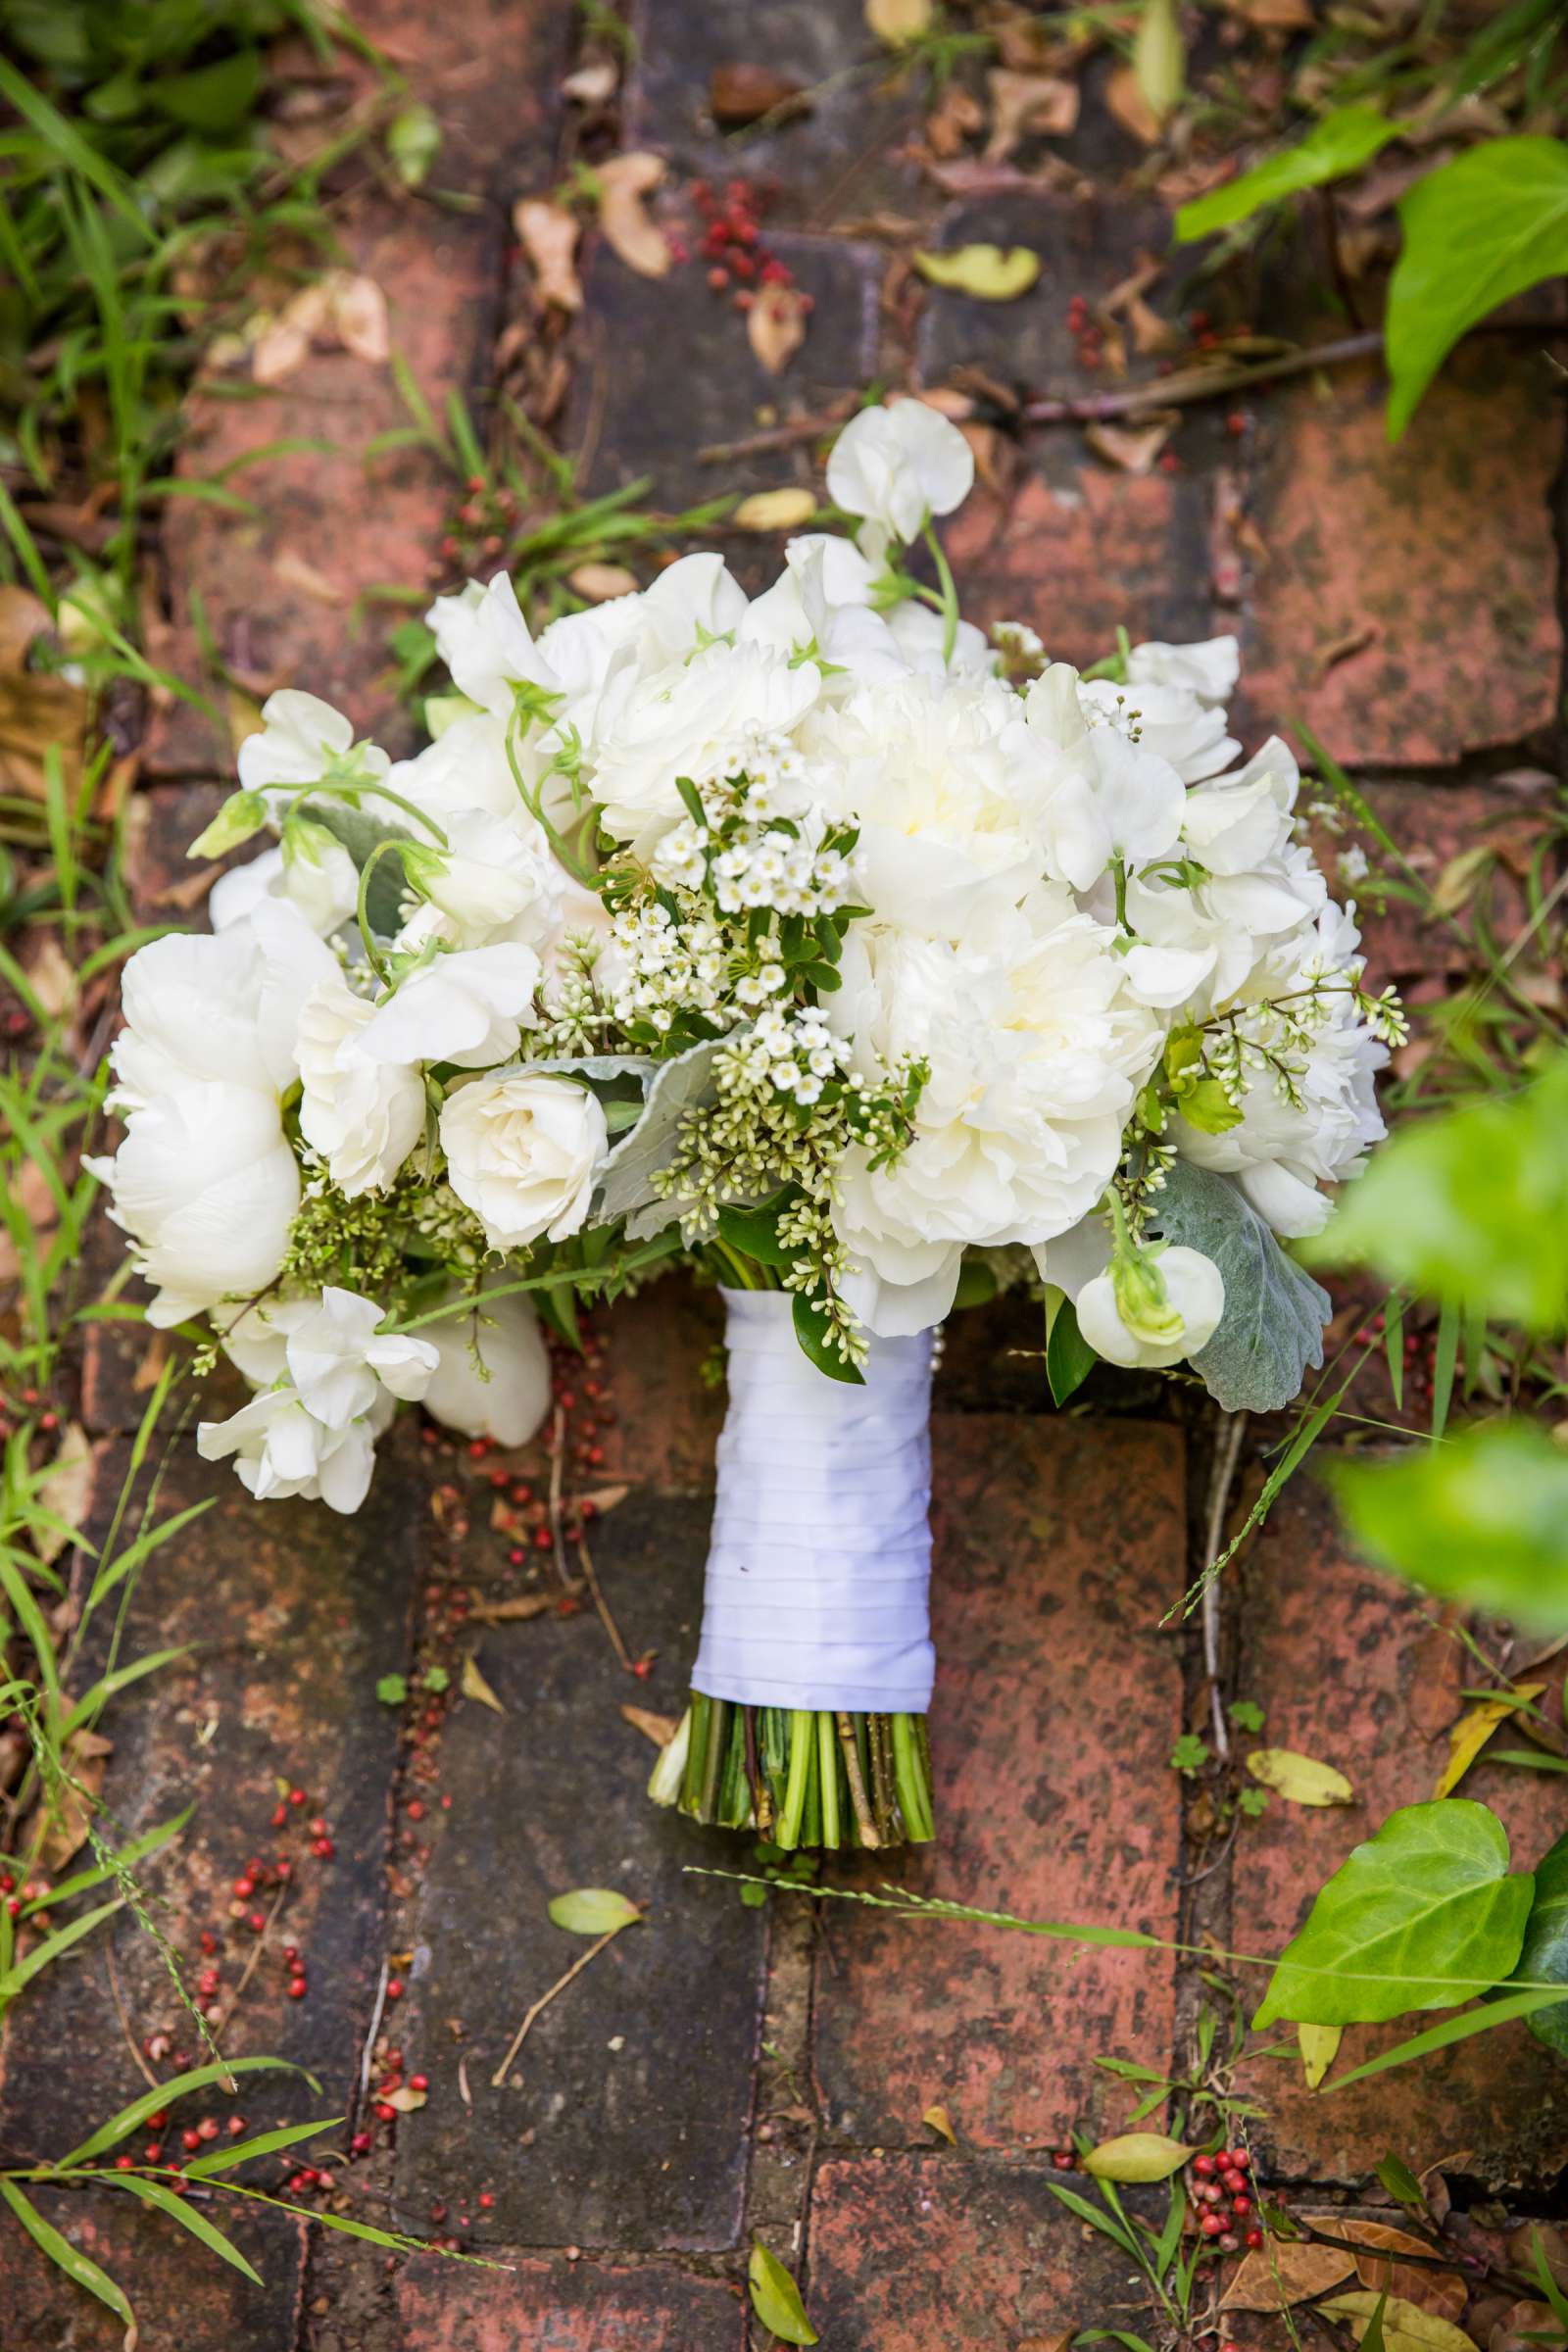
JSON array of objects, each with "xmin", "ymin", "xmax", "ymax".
[
  {"xmin": 375, "ymin": 1673, "xmax": 408, "ymax": 1706},
  {"xmin": 1253, "ymin": 1799, "xmax": 1535, "ymax": 2028},
  {"xmin": 1329, "ymin": 1420, "xmax": 1568, "ymax": 1634},
  {"xmin": 592, "ymin": 1038, "xmax": 727, "ymax": 1239},
  {"xmin": 56, "ymin": 2057, "xmax": 318, "ymax": 2171},
  {"xmin": 387, "ymin": 100, "xmax": 441, "ymax": 188},
  {"xmin": 1309, "ymin": 1054, "xmax": 1568, "ymax": 1331},
  {"xmin": 1175, "ymin": 106, "xmax": 1398, "ymax": 241},
  {"xmin": 1325, "ymin": 1984, "xmax": 1568, "ymax": 2089},
  {"xmin": 106, "ymin": 2172, "xmax": 263, "ymax": 2281},
  {"xmin": 1514, "ymin": 1829, "xmax": 1568, "ymax": 2059},
  {"xmin": 149, "ymin": 50, "xmax": 263, "ymax": 133},
  {"xmin": 184, "ymin": 2115, "xmax": 344, "ymax": 2178},
  {"xmin": 1375, "ymin": 2151, "xmax": 1426, "ymax": 2210},
  {"xmin": 1387, "ymin": 136, "xmax": 1568, "ymax": 438},
  {"xmin": 0, "ymin": 2178, "xmax": 135, "ymax": 2332},
  {"xmin": 749, "ymin": 2241, "xmax": 818, "ymax": 2344},
  {"xmin": 547, "ymin": 1887, "xmax": 642, "ymax": 1936},
  {"xmin": 1082, "ymin": 2131, "xmax": 1192, "ymax": 2182},
  {"xmin": 1046, "ymin": 1295, "xmax": 1098, "ymax": 1407},
  {"xmin": 791, "ymin": 1290, "xmax": 865, "ymax": 1386},
  {"xmin": 717, "ymin": 1190, "xmax": 801, "ymax": 1270},
  {"xmin": 1149, "ymin": 1161, "xmax": 1329, "ymax": 1411}
]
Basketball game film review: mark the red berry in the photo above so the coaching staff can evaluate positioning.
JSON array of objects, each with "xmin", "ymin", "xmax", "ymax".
[
  {"xmin": 115, "ymin": 2154, "xmax": 134, "ymax": 2170},
  {"xmin": 198, "ymin": 2118, "xmax": 220, "ymax": 2142},
  {"xmin": 182, "ymin": 2129, "xmax": 202, "ymax": 2152},
  {"xmin": 1220, "ymin": 2169, "xmax": 1247, "ymax": 2195},
  {"xmin": 479, "ymin": 2191, "xmax": 494, "ymax": 2208},
  {"xmin": 376, "ymin": 2102, "xmax": 397, "ymax": 2124},
  {"xmin": 1223, "ymin": 2148, "xmax": 1250, "ymax": 2171},
  {"xmin": 228, "ymin": 2117, "xmax": 247, "ymax": 2135},
  {"xmin": 707, "ymin": 266, "xmax": 729, "ymax": 290},
  {"xmin": 289, "ymin": 1788, "xmax": 307, "ymax": 1807},
  {"xmin": 1052, "ymin": 2147, "xmax": 1073, "ymax": 2168},
  {"xmin": 1192, "ymin": 2153, "xmax": 1216, "ymax": 2178},
  {"xmin": 351, "ymin": 2132, "xmax": 372, "ymax": 2155},
  {"xmin": 248, "ymin": 1912, "xmax": 266, "ymax": 1933},
  {"xmin": 1218, "ymin": 2231, "xmax": 1240, "ymax": 2252},
  {"xmin": 1200, "ymin": 2212, "xmax": 1225, "ymax": 2238},
  {"xmin": 1231, "ymin": 2194, "xmax": 1252, "ymax": 2217},
  {"xmin": 145, "ymin": 2143, "xmax": 163, "ymax": 2163},
  {"xmin": 386, "ymin": 1978, "xmax": 404, "ymax": 2000},
  {"xmin": 1243, "ymin": 2229, "xmax": 1263, "ymax": 2250},
  {"xmin": 232, "ymin": 1878, "xmax": 254, "ymax": 1898},
  {"xmin": 410, "ymin": 2073, "xmax": 429, "ymax": 2092},
  {"xmin": 288, "ymin": 1978, "xmax": 308, "ymax": 1999}
]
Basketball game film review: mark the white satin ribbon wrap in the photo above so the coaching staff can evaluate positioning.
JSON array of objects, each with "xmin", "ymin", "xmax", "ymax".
[{"xmin": 692, "ymin": 1288, "xmax": 935, "ymax": 1713}]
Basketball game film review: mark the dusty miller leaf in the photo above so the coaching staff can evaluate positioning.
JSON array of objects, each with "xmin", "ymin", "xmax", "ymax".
[
  {"xmin": 591, "ymin": 1037, "xmax": 727, "ymax": 1239},
  {"xmin": 1149, "ymin": 1160, "xmax": 1329, "ymax": 1411}
]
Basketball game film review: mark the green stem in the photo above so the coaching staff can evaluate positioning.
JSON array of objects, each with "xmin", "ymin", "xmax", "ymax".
[
  {"xmin": 777, "ymin": 1708, "xmax": 814, "ymax": 1848},
  {"xmin": 892, "ymin": 1712, "xmax": 933, "ymax": 1842},
  {"xmin": 817, "ymin": 1711, "xmax": 841, "ymax": 1850},
  {"xmin": 355, "ymin": 839, "xmax": 404, "ymax": 987},
  {"xmin": 267, "ymin": 777, "xmax": 448, "ymax": 845},
  {"xmin": 921, "ymin": 517, "xmax": 958, "ymax": 667}
]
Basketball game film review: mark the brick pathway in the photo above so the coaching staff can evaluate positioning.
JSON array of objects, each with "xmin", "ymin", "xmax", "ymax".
[{"xmin": 5, "ymin": 5, "xmax": 1564, "ymax": 2347}]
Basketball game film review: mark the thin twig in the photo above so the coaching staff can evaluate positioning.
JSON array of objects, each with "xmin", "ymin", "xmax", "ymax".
[
  {"xmin": 490, "ymin": 1923, "xmax": 629, "ymax": 2089},
  {"xmin": 213, "ymin": 1872, "xmax": 291, "ymax": 2038},
  {"xmin": 105, "ymin": 1940, "xmax": 160, "ymax": 2091},
  {"xmin": 575, "ymin": 1531, "xmax": 633, "ymax": 1672},
  {"xmin": 1201, "ymin": 1412, "xmax": 1249, "ymax": 1761},
  {"xmin": 548, "ymin": 1404, "xmax": 570, "ymax": 1588},
  {"xmin": 356, "ymin": 1956, "xmax": 391, "ymax": 2117}
]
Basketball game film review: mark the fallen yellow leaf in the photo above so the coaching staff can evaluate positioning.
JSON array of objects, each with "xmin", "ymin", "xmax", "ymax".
[
  {"xmin": 1318, "ymin": 2290, "xmax": 1479, "ymax": 2352},
  {"xmin": 1245, "ymin": 1747, "xmax": 1354, "ymax": 1807},
  {"xmin": 382, "ymin": 2082, "xmax": 427, "ymax": 2113},
  {"xmin": 1082, "ymin": 2132, "xmax": 1191, "ymax": 2182},
  {"xmin": 595, "ymin": 152, "xmax": 670, "ymax": 278},
  {"xmin": 921, "ymin": 2103, "xmax": 956, "ymax": 2144},
  {"xmin": 567, "ymin": 562, "xmax": 638, "ymax": 601},
  {"xmin": 1297, "ymin": 2021, "xmax": 1342, "ymax": 2089},
  {"xmin": 733, "ymin": 487, "xmax": 818, "ymax": 532},
  {"xmin": 865, "ymin": 0, "xmax": 933, "ymax": 43},
  {"xmin": 1433, "ymin": 1686, "xmax": 1544, "ymax": 1799},
  {"xmin": 620, "ymin": 1703, "xmax": 681, "ymax": 1748},
  {"xmin": 913, "ymin": 244, "xmax": 1042, "ymax": 301},
  {"xmin": 461, "ymin": 1652, "xmax": 507, "ymax": 1714}
]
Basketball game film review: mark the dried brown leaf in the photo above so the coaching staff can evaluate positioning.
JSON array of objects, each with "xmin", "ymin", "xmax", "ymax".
[
  {"xmin": 563, "ymin": 59, "xmax": 618, "ymax": 106},
  {"xmin": 1105, "ymin": 63, "xmax": 1162, "ymax": 145},
  {"xmin": 1324, "ymin": 2218, "xmax": 1468, "ymax": 2324},
  {"xmin": 747, "ymin": 282, "xmax": 810, "ymax": 374},
  {"xmin": 1219, "ymin": 2237, "xmax": 1355, "ymax": 2311},
  {"xmin": 575, "ymin": 1484, "xmax": 629, "ymax": 1515},
  {"xmin": 39, "ymin": 1728, "xmax": 112, "ymax": 1873},
  {"xmin": 1084, "ymin": 416, "xmax": 1176, "ymax": 474},
  {"xmin": 620, "ymin": 1703, "xmax": 681, "ymax": 1747},
  {"xmin": 331, "ymin": 273, "xmax": 389, "ymax": 364},
  {"xmin": 985, "ymin": 68, "xmax": 1079, "ymax": 160},
  {"xmin": 271, "ymin": 549, "xmax": 346, "ymax": 606},
  {"xmin": 37, "ymin": 1421, "xmax": 92, "ymax": 1566},
  {"xmin": 924, "ymin": 83, "xmax": 984, "ymax": 159},
  {"xmin": 921, "ymin": 2102, "xmax": 956, "ymax": 2143},
  {"xmin": 1488, "ymin": 2302, "xmax": 1560, "ymax": 2352},
  {"xmin": 1124, "ymin": 291, "xmax": 1185, "ymax": 355},
  {"xmin": 0, "ymin": 586, "xmax": 86, "ymax": 802},
  {"xmin": 596, "ymin": 152, "xmax": 671, "ymax": 279},
  {"xmin": 25, "ymin": 935, "xmax": 77, "ymax": 1019},
  {"xmin": 566, "ymin": 561, "xmax": 638, "ymax": 600},
  {"xmin": 733, "ymin": 487, "xmax": 818, "ymax": 531},
  {"xmin": 514, "ymin": 197, "xmax": 583, "ymax": 313},
  {"xmin": 470, "ymin": 1584, "xmax": 583, "ymax": 1624},
  {"xmin": 710, "ymin": 63, "xmax": 808, "ymax": 126}
]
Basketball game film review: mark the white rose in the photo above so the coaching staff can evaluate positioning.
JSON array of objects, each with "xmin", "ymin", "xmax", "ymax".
[
  {"xmin": 1077, "ymin": 1246, "xmax": 1225, "ymax": 1369},
  {"xmin": 439, "ymin": 1073, "xmax": 608, "ymax": 1250},
  {"xmin": 237, "ymin": 688, "xmax": 388, "ymax": 807},
  {"xmin": 826, "ymin": 400, "xmax": 974, "ymax": 552},
  {"xmin": 297, "ymin": 970, "xmax": 426, "ymax": 1197},
  {"xmin": 97, "ymin": 1081, "xmax": 301, "ymax": 1326},
  {"xmin": 361, "ymin": 943, "xmax": 542, "ymax": 1070},
  {"xmin": 419, "ymin": 1285, "xmax": 552, "ymax": 1445}
]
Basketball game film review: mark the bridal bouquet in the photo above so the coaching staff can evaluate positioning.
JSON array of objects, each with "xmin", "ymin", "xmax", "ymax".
[{"xmin": 93, "ymin": 399, "xmax": 1399, "ymax": 1850}]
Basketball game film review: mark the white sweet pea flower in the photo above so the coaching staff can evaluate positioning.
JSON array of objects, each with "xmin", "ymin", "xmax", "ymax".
[
  {"xmin": 297, "ymin": 970, "xmax": 426, "ymax": 1198},
  {"xmin": 388, "ymin": 711, "xmax": 529, "ymax": 827},
  {"xmin": 361, "ymin": 943, "xmax": 542, "ymax": 1070},
  {"xmin": 426, "ymin": 573, "xmax": 557, "ymax": 718},
  {"xmin": 740, "ymin": 538, "xmax": 905, "ymax": 681},
  {"xmin": 197, "ymin": 1386, "xmax": 382, "ymax": 1513},
  {"xmin": 95, "ymin": 1081, "xmax": 301, "ymax": 1327},
  {"xmin": 881, "ymin": 598, "xmax": 994, "ymax": 678},
  {"xmin": 826, "ymin": 400, "xmax": 974, "ymax": 554},
  {"xmin": 419, "ymin": 1284, "xmax": 552, "ymax": 1446},
  {"xmin": 1023, "ymin": 663, "xmax": 1186, "ymax": 893},
  {"xmin": 396, "ymin": 806, "xmax": 565, "ymax": 955},
  {"xmin": 439, "ymin": 1073, "xmax": 608, "ymax": 1250},
  {"xmin": 1077, "ymin": 1245, "xmax": 1225, "ymax": 1369},
  {"xmin": 1080, "ymin": 673, "xmax": 1239, "ymax": 786},
  {"xmin": 237, "ymin": 689, "xmax": 389, "ymax": 807},
  {"xmin": 209, "ymin": 823, "xmax": 359, "ymax": 939},
  {"xmin": 1126, "ymin": 636, "xmax": 1240, "ymax": 705},
  {"xmin": 276, "ymin": 1286, "xmax": 438, "ymax": 1426}
]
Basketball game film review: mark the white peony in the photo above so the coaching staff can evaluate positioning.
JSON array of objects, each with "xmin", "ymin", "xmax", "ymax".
[
  {"xmin": 97, "ymin": 1081, "xmax": 301, "ymax": 1326},
  {"xmin": 1077, "ymin": 1246, "xmax": 1225, "ymax": 1368},
  {"xmin": 830, "ymin": 899, "xmax": 1159, "ymax": 1332},
  {"xmin": 361, "ymin": 943, "xmax": 542, "ymax": 1070},
  {"xmin": 805, "ymin": 672, "xmax": 1042, "ymax": 939},
  {"xmin": 439, "ymin": 1073, "xmax": 608, "ymax": 1250},
  {"xmin": 419, "ymin": 1284, "xmax": 553, "ymax": 1445},
  {"xmin": 297, "ymin": 969, "xmax": 426, "ymax": 1198},
  {"xmin": 591, "ymin": 642, "xmax": 821, "ymax": 852},
  {"xmin": 826, "ymin": 399, "xmax": 975, "ymax": 554}
]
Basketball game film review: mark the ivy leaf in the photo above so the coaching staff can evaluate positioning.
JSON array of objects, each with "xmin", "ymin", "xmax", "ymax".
[
  {"xmin": 1148, "ymin": 1161, "xmax": 1329, "ymax": 1412},
  {"xmin": 547, "ymin": 1887, "xmax": 643, "ymax": 1936},
  {"xmin": 1387, "ymin": 137, "xmax": 1568, "ymax": 439},
  {"xmin": 1253, "ymin": 1799, "xmax": 1535, "ymax": 2029},
  {"xmin": 1513, "ymin": 1828, "xmax": 1568, "ymax": 2060},
  {"xmin": 1175, "ymin": 105, "xmax": 1398, "ymax": 242},
  {"xmin": 1329, "ymin": 1421, "xmax": 1568, "ymax": 1634},
  {"xmin": 748, "ymin": 2242, "xmax": 818, "ymax": 2345},
  {"xmin": 592, "ymin": 1038, "xmax": 727, "ymax": 1239}
]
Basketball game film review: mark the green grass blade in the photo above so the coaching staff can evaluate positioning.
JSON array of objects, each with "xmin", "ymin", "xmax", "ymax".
[
  {"xmin": 0, "ymin": 2177, "xmax": 136, "ymax": 2332},
  {"xmin": 103, "ymin": 2172, "xmax": 263, "ymax": 2282},
  {"xmin": 56, "ymin": 2057, "xmax": 320, "ymax": 2170},
  {"xmin": 184, "ymin": 2116, "xmax": 343, "ymax": 2178}
]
